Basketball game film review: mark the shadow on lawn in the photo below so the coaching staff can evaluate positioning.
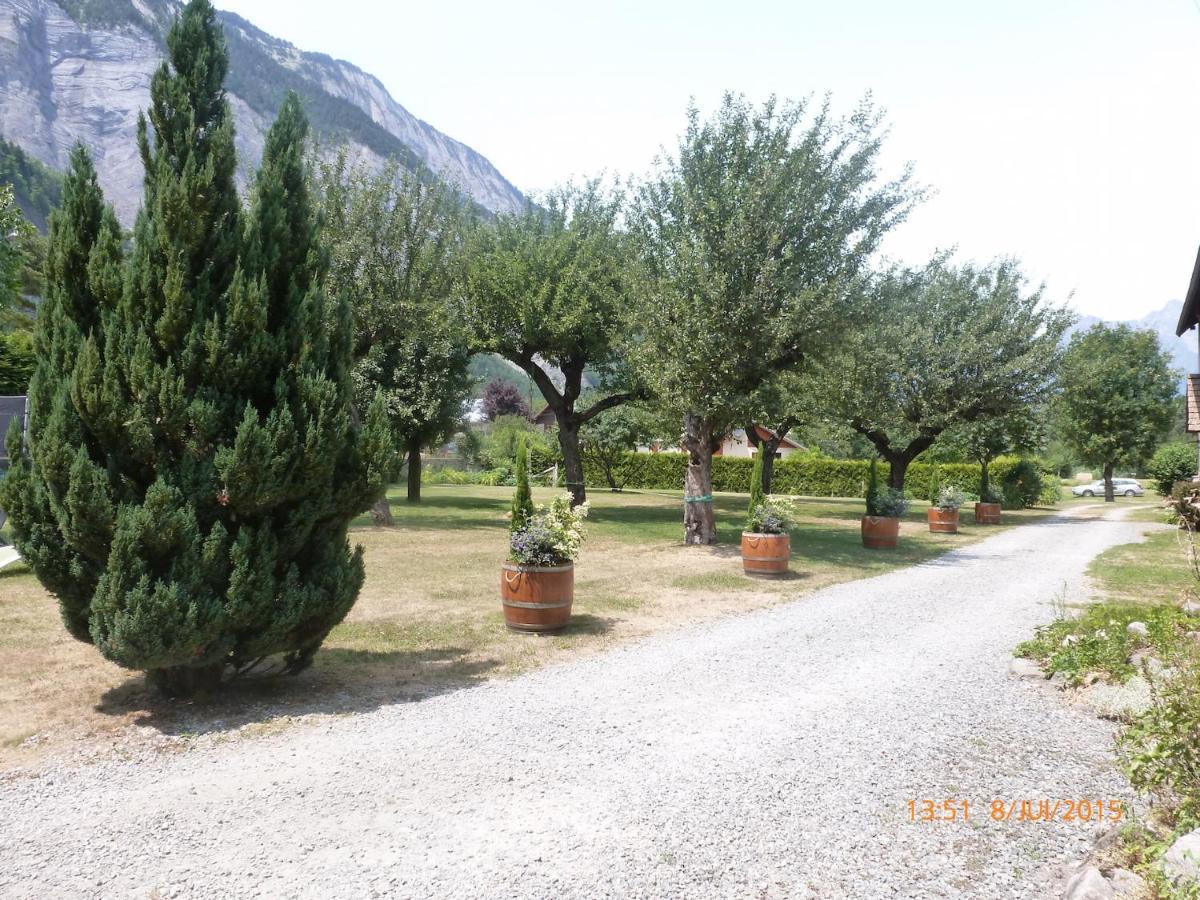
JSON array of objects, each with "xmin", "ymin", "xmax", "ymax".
[
  {"xmin": 350, "ymin": 493, "xmax": 512, "ymax": 532},
  {"xmin": 95, "ymin": 645, "xmax": 502, "ymax": 740}
]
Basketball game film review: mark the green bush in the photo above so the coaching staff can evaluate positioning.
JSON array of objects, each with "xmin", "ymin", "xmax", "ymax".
[
  {"xmin": 1037, "ymin": 475, "xmax": 1063, "ymax": 507},
  {"xmin": 1149, "ymin": 442, "xmax": 1197, "ymax": 496},
  {"xmin": 1120, "ymin": 646, "xmax": 1200, "ymax": 828},
  {"xmin": 1000, "ymin": 458, "xmax": 1045, "ymax": 509}
]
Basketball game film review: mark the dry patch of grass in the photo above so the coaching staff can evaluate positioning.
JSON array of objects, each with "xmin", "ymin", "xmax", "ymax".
[{"xmin": 0, "ymin": 486, "xmax": 1057, "ymax": 769}]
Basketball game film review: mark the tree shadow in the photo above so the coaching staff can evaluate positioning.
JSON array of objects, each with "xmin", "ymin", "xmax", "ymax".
[
  {"xmin": 558, "ymin": 613, "xmax": 616, "ymax": 636},
  {"xmin": 350, "ymin": 493, "xmax": 512, "ymax": 533},
  {"xmin": 94, "ymin": 645, "xmax": 501, "ymax": 740},
  {"xmin": 743, "ymin": 570, "xmax": 812, "ymax": 582}
]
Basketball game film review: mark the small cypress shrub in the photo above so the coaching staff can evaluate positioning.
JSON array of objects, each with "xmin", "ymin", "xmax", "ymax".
[
  {"xmin": 746, "ymin": 449, "xmax": 765, "ymax": 530},
  {"xmin": 510, "ymin": 435, "xmax": 534, "ymax": 533},
  {"xmin": 865, "ymin": 458, "xmax": 880, "ymax": 515},
  {"xmin": 926, "ymin": 463, "xmax": 941, "ymax": 504}
]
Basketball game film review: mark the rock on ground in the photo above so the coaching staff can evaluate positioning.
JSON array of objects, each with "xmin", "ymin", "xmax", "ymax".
[
  {"xmin": 1162, "ymin": 828, "xmax": 1200, "ymax": 891},
  {"xmin": 1065, "ymin": 866, "xmax": 1114, "ymax": 900},
  {"xmin": 1080, "ymin": 675, "xmax": 1153, "ymax": 720},
  {"xmin": 0, "ymin": 510, "xmax": 1150, "ymax": 898}
]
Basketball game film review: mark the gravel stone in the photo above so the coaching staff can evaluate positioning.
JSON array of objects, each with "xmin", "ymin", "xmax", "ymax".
[{"xmin": 0, "ymin": 509, "xmax": 1148, "ymax": 898}]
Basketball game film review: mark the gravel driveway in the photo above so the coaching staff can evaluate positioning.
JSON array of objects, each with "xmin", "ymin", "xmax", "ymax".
[{"xmin": 0, "ymin": 509, "xmax": 1147, "ymax": 899}]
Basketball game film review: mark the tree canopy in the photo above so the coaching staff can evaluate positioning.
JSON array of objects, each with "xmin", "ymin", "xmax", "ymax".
[
  {"xmin": 1057, "ymin": 323, "xmax": 1178, "ymax": 501},
  {"xmin": 460, "ymin": 179, "xmax": 641, "ymax": 506},
  {"xmin": 816, "ymin": 257, "xmax": 1073, "ymax": 490},
  {"xmin": 631, "ymin": 92, "xmax": 918, "ymax": 543},
  {"xmin": 319, "ymin": 156, "xmax": 472, "ymax": 510}
]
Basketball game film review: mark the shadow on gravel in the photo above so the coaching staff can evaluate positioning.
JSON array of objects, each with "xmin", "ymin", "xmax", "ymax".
[{"xmin": 94, "ymin": 646, "xmax": 501, "ymax": 741}]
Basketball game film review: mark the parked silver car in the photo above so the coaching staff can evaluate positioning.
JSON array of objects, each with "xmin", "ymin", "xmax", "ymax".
[{"xmin": 1071, "ymin": 478, "xmax": 1144, "ymax": 497}]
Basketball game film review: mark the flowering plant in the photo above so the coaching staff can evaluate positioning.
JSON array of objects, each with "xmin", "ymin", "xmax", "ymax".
[
  {"xmin": 746, "ymin": 496, "xmax": 798, "ymax": 535},
  {"xmin": 508, "ymin": 494, "xmax": 589, "ymax": 566},
  {"xmin": 866, "ymin": 486, "xmax": 910, "ymax": 518},
  {"xmin": 932, "ymin": 487, "xmax": 966, "ymax": 511}
]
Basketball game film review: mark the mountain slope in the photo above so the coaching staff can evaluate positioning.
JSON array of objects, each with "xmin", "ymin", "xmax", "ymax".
[
  {"xmin": 0, "ymin": 135, "xmax": 62, "ymax": 229},
  {"xmin": 0, "ymin": 0, "xmax": 524, "ymax": 222}
]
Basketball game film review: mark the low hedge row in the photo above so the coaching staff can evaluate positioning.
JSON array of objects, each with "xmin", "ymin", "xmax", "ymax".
[{"xmin": 580, "ymin": 452, "xmax": 1029, "ymax": 503}]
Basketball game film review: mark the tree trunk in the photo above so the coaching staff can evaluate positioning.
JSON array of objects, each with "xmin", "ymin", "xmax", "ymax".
[
  {"xmin": 371, "ymin": 495, "xmax": 394, "ymax": 526},
  {"xmin": 406, "ymin": 444, "xmax": 422, "ymax": 503},
  {"xmin": 1103, "ymin": 462, "xmax": 1115, "ymax": 503},
  {"xmin": 760, "ymin": 438, "xmax": 781, "ymax": 494},
  {"xmin": 744, "ymin": 422, "xmax": 787, "ymax": 495},
  {"xmin": 887, "ymin": 455, "xmax": 911, "ymax": 491},
  {"xmin": 557, "ymin": 420, "xmax": 587, "ymax": 507},
  {"xmin": 147, "ymin": 662, "xmax": 223, "ymax": 698},
  {"xmin": 682, "ymin": 412, "xmax": 716, "ymax": 545},
  {"xmin": 980, "ymin": 457, "xmax": 991, "ymax": 498}
]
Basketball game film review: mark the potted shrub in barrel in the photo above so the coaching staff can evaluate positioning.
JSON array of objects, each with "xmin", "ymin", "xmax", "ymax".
[
  {"xmin": 927, "ymin": 487, "xmax": 965, "ymax": 534},
  {"xmin": 861, "ymin": 459, "xmax": 909, "ymax": 549},
  {"xmin": 743, "ymin": 497, "xmax": 798, "ymax": 576},
  {"xmin": 974, "ymin": 482, "xmax": 1002, "ymax": 525},
  {"xmin": 742, "ymin": 451, "xmax": 798, "ymax": 575},
  {"xmin": 500, "ymin": 438, "xmax": 589, "ymax": 632}
]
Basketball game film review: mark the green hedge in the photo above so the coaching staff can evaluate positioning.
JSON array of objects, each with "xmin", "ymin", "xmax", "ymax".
[{"xmin": 580, "ymin": 453, "xmax": 1031, "ymax": 503}]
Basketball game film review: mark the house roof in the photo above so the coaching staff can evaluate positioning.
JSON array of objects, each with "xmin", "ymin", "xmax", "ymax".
[
  {"xmin": 750, "ymin": 424, "xmax": 803, "ymax": 450},
  {"xmin": 1177, "ymin": 245, "xmax": 1200, "ymax": 336}
]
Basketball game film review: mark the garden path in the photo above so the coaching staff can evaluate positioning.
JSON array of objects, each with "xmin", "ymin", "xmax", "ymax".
[{"xmin": 0, "ymin": 506, "xmax": 1146, "ymax": 898}]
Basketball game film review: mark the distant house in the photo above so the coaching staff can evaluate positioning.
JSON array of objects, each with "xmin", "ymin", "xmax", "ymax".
[
  {"xmin": 532, "ymin": 405, "xmax": 556, "ymax": 431},
  {"xmin": 715, "ymin": 425, "xmax": 803, "ymax": 460},
  {"xmin": 0, "ymin": 396, "xmax": 28, "ymax": 467},
  {"xmin": 637, "ymin": 425, "xmax": 802, "ymax": 458}
]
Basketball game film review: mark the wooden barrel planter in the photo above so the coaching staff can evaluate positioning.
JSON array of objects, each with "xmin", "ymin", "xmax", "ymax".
[
  {"xmin": 741, "ymin": 532, "xmax": 790, "ymax": 576},
  {"xmin": 927, "ymin": 507, "xmax": 959, "ymax": 534},
  {"xmin": 974, "ymin": 502, "xmax": 1001, "ymax": 525},
  {"xmin": 861, "ymin": 516, "xmax": 899, "ymax": 549},
  {"xmin": 500, "ymin": 563, "xmax": 574, "ymax": 633}
]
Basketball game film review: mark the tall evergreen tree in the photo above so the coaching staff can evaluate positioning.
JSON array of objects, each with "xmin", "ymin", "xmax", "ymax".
[{"xmin": 1, "ymin": 0, "xmax": 387, "ymax": 696}]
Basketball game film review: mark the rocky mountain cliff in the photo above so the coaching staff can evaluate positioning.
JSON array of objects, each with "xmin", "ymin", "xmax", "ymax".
[{"xmin": 0, "ymin": 0, "xmax": 525, "ymax": 223}]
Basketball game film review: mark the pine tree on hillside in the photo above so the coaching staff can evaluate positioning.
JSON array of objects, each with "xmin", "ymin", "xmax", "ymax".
[{"xmin": 1, "ymin": 0, "xmax": 388, "ymax": 697}]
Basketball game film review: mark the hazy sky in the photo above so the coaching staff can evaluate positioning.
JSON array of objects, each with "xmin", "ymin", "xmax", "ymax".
[{"xmin": 214, "ymin": 0, "xmax": 1200, "ymax": 321}]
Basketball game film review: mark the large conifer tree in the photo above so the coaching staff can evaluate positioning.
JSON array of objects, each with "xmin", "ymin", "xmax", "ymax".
[{"xmin": 1, "ymin": 0, "xmax": 386, "ymax": 696}]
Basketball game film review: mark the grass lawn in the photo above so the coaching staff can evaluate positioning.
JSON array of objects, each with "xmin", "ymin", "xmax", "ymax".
[
  {"xmin": 1087, "ymin": 526, "xmax": 1193, "ymax": 607},
  {"xmin": 1, "ymin": 485, "xmax": 1062, "ymax": 767},
  {"xmin": 1014, "ymin": 505, "xmax": 1195, "ymax": 686}
]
